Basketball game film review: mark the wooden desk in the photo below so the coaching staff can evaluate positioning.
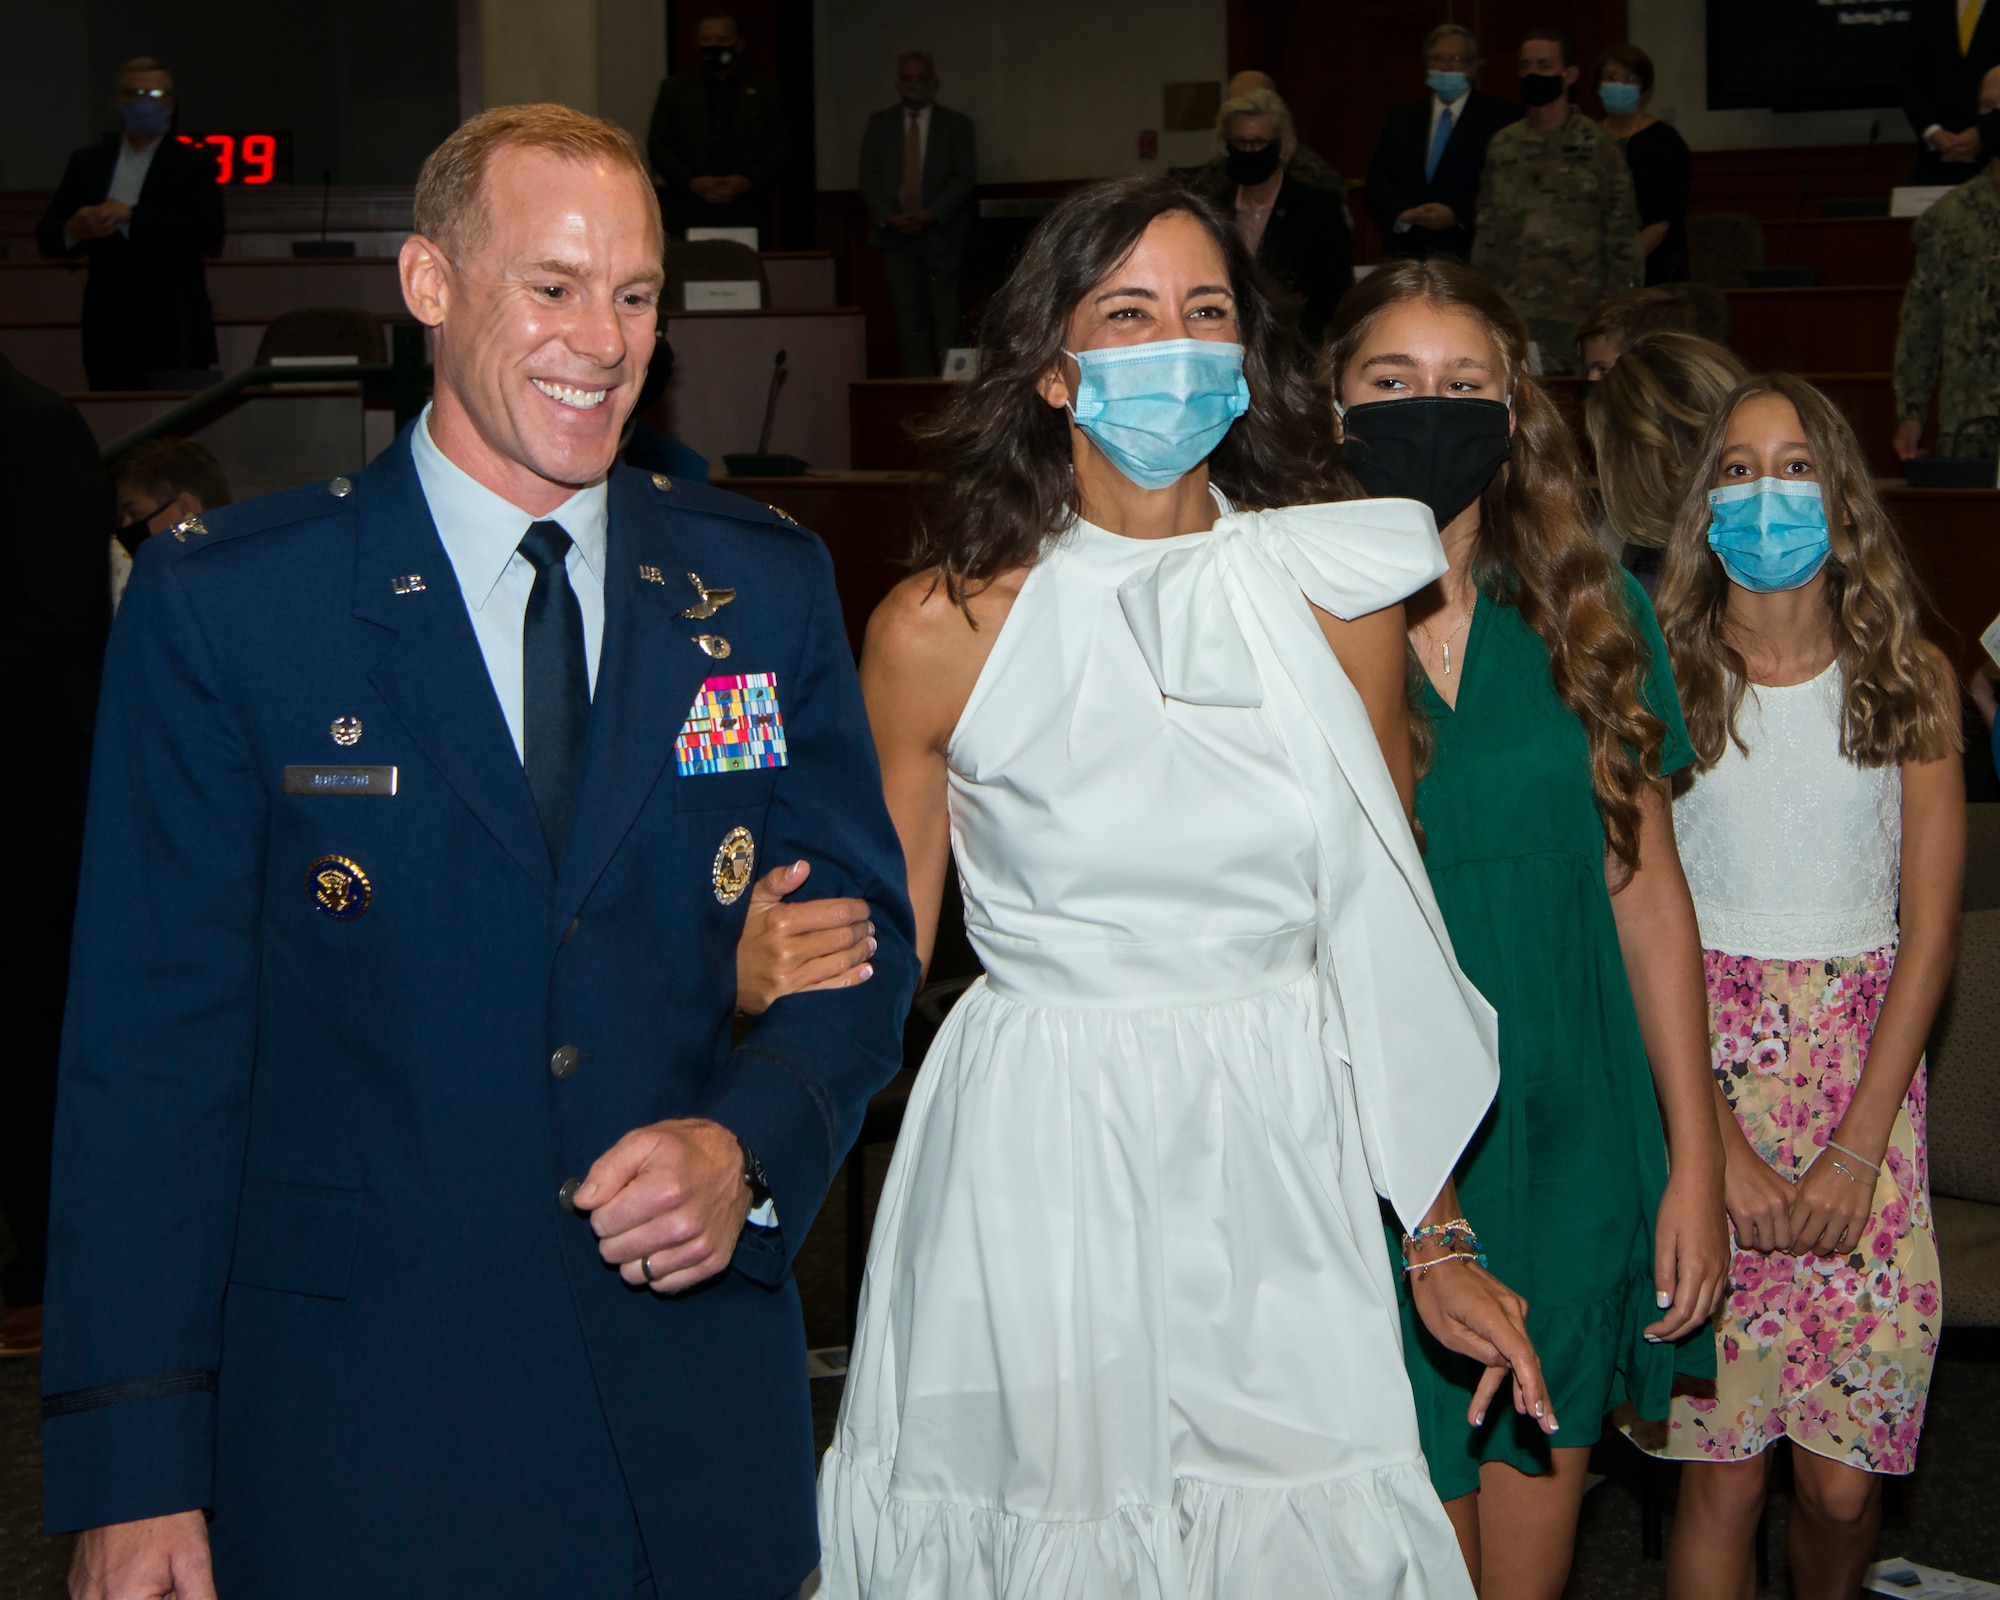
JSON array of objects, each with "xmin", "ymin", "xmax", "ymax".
[
  {"xmin": 1883, "ymin": 486, "xmax": 2000, "ymax": 677},
  {"xmin": 714, "ymin": 471, "xmax": 925, "ymax": 653},
  {"xmin": 849, "ymin": 378, "xmax": 955, "ymax": 470},
  {"xmin": 1726, "ymin": 285, "xmax": 1903, "ymax": 373},
  {"xmin": 1759, "ymin": 217, "xmax": 1915, "ymax": 287},
  {"xmin": 662, "ymin": 309, "xmax": 868, "ymax": 473}
]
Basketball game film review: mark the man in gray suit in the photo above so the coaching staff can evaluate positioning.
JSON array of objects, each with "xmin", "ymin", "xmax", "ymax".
[{"xmin": 859, "ymin": 53, "xmax": 976, "ymax": 377}]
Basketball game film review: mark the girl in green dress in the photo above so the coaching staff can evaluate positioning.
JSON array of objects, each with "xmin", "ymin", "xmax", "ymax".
[{"xmin": 1326, "ymin": 257, "xmax": 1731, "ymax": 1600}]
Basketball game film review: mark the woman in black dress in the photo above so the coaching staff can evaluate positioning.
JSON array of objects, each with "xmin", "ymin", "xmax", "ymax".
[{"xmin": 1596, "ymin": 44, "xmax": 1690, "ymax": 285}]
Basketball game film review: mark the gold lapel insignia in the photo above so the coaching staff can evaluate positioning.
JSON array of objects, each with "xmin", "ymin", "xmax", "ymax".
[
  {"xmin": 170, "ymin": 514, "xmax": 209, "ymax": 543},
  {"xmin": 307, "ymin": 854, "xmax": 372, "ymax": 921},
  {"xmin": 764, "ymin": 502, "xmax": 797, "ymax": 525},
  {"xmin": 681, "ymin": 572, "xmax": 736, "ymax": 619},
  {"xmin": 639, "ymin": 564, "xmax": 665, "ymax": 584},
  {"xmin": 712, "ymin": 826, "xmax": 755, "ymax": 904},
  {"xmin": 693, "ymin": 634, "xmax": 731, "ymax": 659},
  {"xmin": 391, "ymin": 574, "xmax": 426, "ymax": 595},
  {"xmin": 330, "ymin": 716, "xmax": 364, "ymax": 747}
]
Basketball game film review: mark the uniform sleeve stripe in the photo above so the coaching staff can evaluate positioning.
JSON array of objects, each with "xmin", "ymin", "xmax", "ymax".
[{"xmin": 42, "ymin": 1369, "xmax": 218, "ymax": 1419}]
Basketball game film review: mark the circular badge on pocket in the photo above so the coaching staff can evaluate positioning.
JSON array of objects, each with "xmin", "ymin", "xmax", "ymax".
[{"xmin": 308, "ymin": 855, "xmax": 372, "ymax": 921}]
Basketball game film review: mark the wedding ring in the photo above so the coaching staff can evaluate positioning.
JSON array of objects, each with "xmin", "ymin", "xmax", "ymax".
[{"xmin": 641, "ymin": 1254, "xmax": 661, "ymax": 1282}]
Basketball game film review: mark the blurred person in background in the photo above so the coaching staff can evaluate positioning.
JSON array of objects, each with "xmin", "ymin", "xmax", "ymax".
[
  {"xmin": 1585, "ymin": 331, "xmax": 1749, "ymax": 590},
  {"xmin": 0, "ymin": 352, "xmax": 111, "ymax": 1359},
  {"xmin": 1212, "ymin": 86, "xmax": 1353, "ymax": 350},
  {"xmin": 1472, "ymin": 27, "xmax": 1641, "ymax": 374},
  {"xmin": 1893, "ymin": 62, "xmax": 2000, "ymax": 464},
  {"xmin": 37, "ymin": 58, "xmax": 224, "ymax": 392},
  {"xmin": 858, "ymin": 51, "xmax": 977, "ymax": 377},
  {"xmin": 1594, "ymin": 46, "xmax": 1690, "ymax": 285},
  {"xmin": 1364, "ymin": 25, "xmax": 1523, "ymax": 265},
  {"xmin": 109, "ymin": 436, "xmax": 231, "ymax": 611},
  {"xmin": 647, "ymin": 10, "xmax": 789, "ymax": 247},
  {"xmin": 1192, "ymin": 70, "xmax": 1348, "ymax": 207},
  {"xmin": 1574, "ymin": 284, "xmax": 1707, "ymax": 383},
  {"xmin": 1903, "ymin": 0, "xmax": 2000, "ymax": 183}
]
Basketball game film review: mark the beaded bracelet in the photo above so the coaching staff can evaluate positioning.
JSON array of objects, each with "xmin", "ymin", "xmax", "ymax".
[{"xmin": 1401, "ymin": 1217, "xmax": 1489, "ymax": 1274}]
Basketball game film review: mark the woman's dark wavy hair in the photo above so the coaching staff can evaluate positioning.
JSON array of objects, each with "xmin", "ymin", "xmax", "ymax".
[
  {"xmin": 911, "ymin": 175, "xmax": 1346, "ymax": 602},
  {"xmin": 1322, "ymin": 257, "xmax": 1667, "ymax": 872}
]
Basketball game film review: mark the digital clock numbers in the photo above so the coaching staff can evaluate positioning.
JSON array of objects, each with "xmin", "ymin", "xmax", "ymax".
[{"xmin": 174, "ymin": 132, "xmax": 293, "ymax": 186}]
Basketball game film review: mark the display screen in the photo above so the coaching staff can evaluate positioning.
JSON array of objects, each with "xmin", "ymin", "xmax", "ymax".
[
  {"xmin": 1706, "ymin": 0, "xmax": 1913, "ymax": 111},
  {"xmin": 174, "ymin": 131, "xmax": 293, "ymax": 186}
]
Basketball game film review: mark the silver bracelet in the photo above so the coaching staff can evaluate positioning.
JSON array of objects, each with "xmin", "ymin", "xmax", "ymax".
[{"xmin": 1827, "ymin": 1138, "xmax": 1881, "ymax": 1176}]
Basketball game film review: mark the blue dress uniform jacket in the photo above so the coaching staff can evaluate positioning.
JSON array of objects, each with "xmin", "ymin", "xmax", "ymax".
[{"xmin": 40, "ymin": 428, "xmax": 919, "ymax": 1599}]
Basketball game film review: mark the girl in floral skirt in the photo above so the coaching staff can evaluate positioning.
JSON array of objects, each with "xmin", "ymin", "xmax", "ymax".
[{"xmin": 1647, "ymin": 373, "xmax": 1964, "ymax": 1600}]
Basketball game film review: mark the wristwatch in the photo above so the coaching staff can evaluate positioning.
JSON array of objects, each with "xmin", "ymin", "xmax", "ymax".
[{"xmin": 737, "ymin": 1136, "xmax": 772, "ymax": 1211}]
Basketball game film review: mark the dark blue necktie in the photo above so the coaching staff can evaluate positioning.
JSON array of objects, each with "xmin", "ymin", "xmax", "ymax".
[{"xmin": 518, "ymin": 520, "xmax": 589, "ymax": 867}]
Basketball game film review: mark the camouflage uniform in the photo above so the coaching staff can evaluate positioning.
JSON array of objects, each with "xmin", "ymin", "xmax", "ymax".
[
  {"xmin": 1893, "ymin": 170, "xmax": 2000, "ymax": 461},
  {"xmin": 1470, "ymin": 111, "xmax": 1642, "ymax": 374}
]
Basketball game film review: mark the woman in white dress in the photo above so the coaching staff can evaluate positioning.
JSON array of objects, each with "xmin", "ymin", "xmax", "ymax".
[{"xmin": 813, "ymin": 177, "xmax": 1555, "ymax": 1599}]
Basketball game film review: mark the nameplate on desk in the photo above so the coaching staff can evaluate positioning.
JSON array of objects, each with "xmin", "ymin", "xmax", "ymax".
[
  {"xmin": 684, "ymin": 280, "xmax": 762, "ymax": 310},
  {"xmin": 685, "ymin": 226, "xmax": 762, "ymax": 250},
  {"xmin": 282, "ymin": 765, "xmax": 398, "ymax": 796}
]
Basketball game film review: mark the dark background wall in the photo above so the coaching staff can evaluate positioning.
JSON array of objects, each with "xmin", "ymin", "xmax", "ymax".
[{"xmin": 10, "ymin": 0, "xmax": 461, "ymax": 189}]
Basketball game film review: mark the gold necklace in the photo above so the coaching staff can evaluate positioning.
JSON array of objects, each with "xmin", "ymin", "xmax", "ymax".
[{"xmin": 1414, "ymin": 610, "xmax": 1472, "ymax": 677}]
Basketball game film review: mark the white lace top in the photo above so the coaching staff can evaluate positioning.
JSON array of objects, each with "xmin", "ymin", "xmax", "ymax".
[{"xmin": 1673, "ymin": 663, "xmax": 1902, "ymax": 960}]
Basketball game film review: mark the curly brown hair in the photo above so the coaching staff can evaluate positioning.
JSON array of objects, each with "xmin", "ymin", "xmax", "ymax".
[
  {"xmin": 1323, "ymin": 257, "xmax": 1669, "ymax": 870},
  {"xmin": 909, "ymin": 175, "xmax": 1345, "ymax": 601},
  {"xmin": 1655, "ymin": 373, "xmax": 1961, "ymax": 770}
]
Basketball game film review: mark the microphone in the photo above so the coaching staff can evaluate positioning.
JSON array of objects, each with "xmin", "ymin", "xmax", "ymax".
[{"xmin": 723, "ymin": 349, "xmax": 810, "ymax": 476}]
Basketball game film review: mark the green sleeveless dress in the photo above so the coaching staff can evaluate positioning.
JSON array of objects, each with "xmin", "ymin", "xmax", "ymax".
[{"xmin": 1396, "ymin": 570, "xmax": 1712, "ymax": 1499}]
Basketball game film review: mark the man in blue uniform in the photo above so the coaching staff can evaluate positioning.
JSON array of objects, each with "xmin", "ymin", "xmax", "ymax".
[{"xmin": 43, "ymin": 103, "xmax": 916, "ymax": 1600}]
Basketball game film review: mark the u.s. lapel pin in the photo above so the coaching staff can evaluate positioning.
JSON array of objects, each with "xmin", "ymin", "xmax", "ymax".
[
  {"xmin": 638, "ymin": 565, "xmax": 665, "ymax": 584},
  {"xmin": 391, "ymin": 574, "xmax": 426, "ymax": 595},
  {"xmin": 681, "ymin": 571, "xmax": 736, "ymax": 620}
]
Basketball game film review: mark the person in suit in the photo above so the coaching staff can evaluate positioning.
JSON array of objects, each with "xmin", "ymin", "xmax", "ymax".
[
  {"xmin": 859, "ymin": 52, "xmax": 977, "ymax": 377},
  {"xmin": 1213, "ymin": 87, "xmax": 1353, "ymax": 349},
  {"xmin": 646, "ymin": 9, "xmax": 789, "ymax": 247},
  {"xmin": 42, "ymin": 103, "xmax": 916, "ymax": 1600},
  {"xmin": 1364, "ymin": 24, "xmax": 1524, "ymax": 264},
  {"xmin": 0, "ymin": 355, "xmax": 110, "ymax": 1363},
  {"xmin": 1904, "ymin": 0, "xmax": 2000, "ymax": 182},
  {"xmin": 36, "ymin": 58, "xmax": 224, "ymax": 392}
]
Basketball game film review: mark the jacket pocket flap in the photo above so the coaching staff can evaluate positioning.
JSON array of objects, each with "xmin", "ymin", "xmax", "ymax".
[{"xmin": 229, "ymin": 1179, "xmax": 364, "ymax": 1300}]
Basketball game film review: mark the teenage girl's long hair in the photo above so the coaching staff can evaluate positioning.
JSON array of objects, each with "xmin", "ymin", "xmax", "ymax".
[
  {"xmin": 1322, "ymin": 258, "xmax": 1668, "ymax": 872},
  {"xmin": 910, "ymin": 175, "xmax": 1345, "ymax": 602},
  {"xmin": 1656, "ymin": 373, "xmax": 1960, "ymax": 769}
]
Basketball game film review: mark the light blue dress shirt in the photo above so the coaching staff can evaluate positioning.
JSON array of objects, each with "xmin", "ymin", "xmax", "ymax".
[{"xmin": 409, "ymin": 404, "xmax": 607, "ymax": 763}]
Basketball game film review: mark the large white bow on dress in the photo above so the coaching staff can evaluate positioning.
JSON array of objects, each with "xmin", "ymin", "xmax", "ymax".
[{"xmin": 1116, "ymin": 498, "xmax": 1501, "ymax": 1232}]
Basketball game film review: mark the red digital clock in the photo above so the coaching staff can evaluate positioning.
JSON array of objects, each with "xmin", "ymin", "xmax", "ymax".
[{"xmin": 174, "ymin": 132, "xmax": 293, "ymax": 186}]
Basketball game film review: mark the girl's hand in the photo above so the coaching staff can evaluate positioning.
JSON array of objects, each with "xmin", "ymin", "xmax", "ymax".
[
  {"xmin": 1721, "ymin": 1127, "xmax": 1795, "ymax": 1255},
  {"xmin": 1645, "ymin": 1165, "xmax": 1731, "ymax": 1341},
  {"xmin": 1788, "ymin": 1144, "xmax": 1879, "ymax": 1259},
  {"xmin": 1410, "ymin": 1260, "xmax": 1558, "ymax": 1434},
  {"xmin": 733, "ymin": 860, "xmax": 874, "ymax": 1016}
]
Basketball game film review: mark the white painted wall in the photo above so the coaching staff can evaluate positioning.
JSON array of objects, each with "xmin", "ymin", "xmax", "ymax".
[
  {"xmin": 1628, "ymin": 0, "xmax": 1906, "ymax": 151},
  {"xmin": 813, "ymin": 0, "xmax": 1227, "ymax": 188}
]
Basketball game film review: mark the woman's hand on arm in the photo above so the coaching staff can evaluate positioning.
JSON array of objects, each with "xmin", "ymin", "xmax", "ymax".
[
  {"xmin": 1610, "ymin": 786, "xmax": 1731, "ymax": 1340},
  {"xmin": 1405, "ymin": 1181, "xmax": 1558, "ymax": 1434},
  {"xmin": 1313, "ymin": 601, "xmax": 1416, "ymax": 818},
  {"xmin": 732, "ymin": 860, "xmax": 875, "ymax": 1016},
  {"xmin": 1791, "ymin": 750, "xmax": 1963, "ymax": 1254}
]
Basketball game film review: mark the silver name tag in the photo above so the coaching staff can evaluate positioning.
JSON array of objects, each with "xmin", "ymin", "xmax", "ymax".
[{"xmin": 282, "ymin": 765, "xmax": 398, "ymax": 796}]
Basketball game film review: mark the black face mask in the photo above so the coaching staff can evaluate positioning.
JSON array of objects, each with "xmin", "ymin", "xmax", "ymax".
[
  {"xmin": 1519, "ymin": 70, "xmax": 1567, "ymax": 107},
  {"xmin": 700, "ymin": 44, "xmax": 738, "ymax": 70},
  {"xmin": 1980, "ymin": 108, "xmax": 2000, "ymax": 155},
  {"xmin": 1226, "ymin": 144, "xmax": 1282, "ymax": 186},
  {"xmin": 1338, "ymin": 397, "xmax": 1512, "ymax": 528}
]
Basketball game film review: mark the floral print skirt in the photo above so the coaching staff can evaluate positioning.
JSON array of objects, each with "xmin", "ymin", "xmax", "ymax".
[{"xmin": 1626, "ymin": 945, "xmax": 1940, "ymax": 1475}]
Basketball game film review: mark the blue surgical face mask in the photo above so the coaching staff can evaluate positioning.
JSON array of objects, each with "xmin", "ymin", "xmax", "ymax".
[
  {"xmin": 1066, "ymin": 338, "xmax": 1250, "ymax": 491},
  {"xmin": 1599, "ymin": 81, "xmax": 1642, "ymax": 115},
  {"xmin": 120, "ymin": 96, "xmax": 172, "ymax": 137},
  {"xmin": 1427, "ymin": 69, "xmax": 1470, "ymax": 101},
  {"xmin": 1706, "ymin": 477, "xmax": 1832, "ymax": 592}
]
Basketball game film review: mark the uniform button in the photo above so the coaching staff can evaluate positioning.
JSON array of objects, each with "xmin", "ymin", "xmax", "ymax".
[
  {"xmin": 328, "ymin": 475, "xmax": 353, "ymax": 498},
  {"xmin": 557, "ymin": 1176, "xmax": 583, "ymax": 1212},
  {"xmin": 550, "ymin": 1044, "xmax": 581, "ymax": 1079}
]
